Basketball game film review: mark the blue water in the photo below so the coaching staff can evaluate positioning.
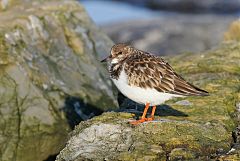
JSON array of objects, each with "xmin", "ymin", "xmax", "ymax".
[{"xmin": 80, "ymin": 0, "xmax": 160, "ymax": 25}]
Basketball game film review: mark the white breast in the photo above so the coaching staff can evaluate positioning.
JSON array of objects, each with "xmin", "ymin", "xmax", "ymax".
[{"xmin": 112, "ymin": 70, "xmax": 184, "ymax": 106}]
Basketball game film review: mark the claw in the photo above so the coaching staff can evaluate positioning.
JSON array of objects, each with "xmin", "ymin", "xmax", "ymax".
[
  {"xmin": 129, "ymin": 117, "xmax": 154, "ymax": 125},
  {"xmin": 129, "ymin": 118, "xmax": 148, "ymax": 125},
  {"xmin": 129, "ymin": 104, "xmax": 157, "ymax": 125}
]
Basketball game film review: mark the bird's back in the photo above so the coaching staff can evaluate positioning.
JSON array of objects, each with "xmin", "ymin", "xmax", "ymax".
[{"xmin": 123, "ymin": 49, "xmax": 209, "ymax": 97}]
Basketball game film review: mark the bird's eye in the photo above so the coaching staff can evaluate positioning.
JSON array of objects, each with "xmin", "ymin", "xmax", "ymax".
[{"xmin": 118, "ymin": 52, "xmax": 122, "ymax": 55}]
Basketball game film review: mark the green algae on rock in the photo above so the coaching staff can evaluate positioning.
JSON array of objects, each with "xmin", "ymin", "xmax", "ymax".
[
  {"xmin": 212, "ymin": 20, "xmax": 240, "ymax": 160},
  {"xmin": 56, "ymin": 40, "xmax": 240, "ymax": 160},
  {"xmin": 0, "ymin": 0, "xmax": 117, "ymax": 161}
]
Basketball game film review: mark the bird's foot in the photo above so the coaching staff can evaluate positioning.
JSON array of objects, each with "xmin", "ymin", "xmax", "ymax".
[{"xmin": 129, "ymin": 117, "xmax": 154, "ymax": 125}]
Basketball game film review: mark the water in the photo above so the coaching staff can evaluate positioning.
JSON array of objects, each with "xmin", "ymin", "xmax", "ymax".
[{"xmin": 80, "ymin": 0, "xmax": 160, "ymax": 25}]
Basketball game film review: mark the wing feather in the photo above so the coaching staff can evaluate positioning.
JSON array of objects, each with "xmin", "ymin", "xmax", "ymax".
[{"xmin": 124, "ymin": 51, "xmax": 208, "ymax": 96}]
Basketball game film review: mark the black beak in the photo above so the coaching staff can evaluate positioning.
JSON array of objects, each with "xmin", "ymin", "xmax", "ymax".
[
  {"xmin": 100, "ymin": 55, "xmax": 111, "ymax": 63},
  {"xmin": 100, "ymin": 57, "xmax": 108, "ymax": 63}
]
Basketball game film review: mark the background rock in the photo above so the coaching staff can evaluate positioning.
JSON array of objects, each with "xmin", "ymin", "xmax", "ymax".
[
  {"xmin": 0, "ymin": 0, "xmax": 117, "ymax": 161},
  {"xmin": 103, "ymin": 14, "xmax": 236, "ymax": 55},
  {"xmin": 56, "ymin": 36, "xmax": 240, "ymax": 160},
  {"xmin": 113, "ymin": 0, "xmax": 240, "ymax": 14}
]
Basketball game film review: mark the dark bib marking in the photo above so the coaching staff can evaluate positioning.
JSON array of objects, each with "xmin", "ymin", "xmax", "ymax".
[{"xmin": 110, "ymin": 64, "xmax": 123, "ymax": 80}]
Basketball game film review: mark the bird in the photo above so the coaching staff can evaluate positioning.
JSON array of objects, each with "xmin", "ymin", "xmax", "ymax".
[{"xmin": 101, "ymin": 43, "xmax": 209, "ymax": 125}]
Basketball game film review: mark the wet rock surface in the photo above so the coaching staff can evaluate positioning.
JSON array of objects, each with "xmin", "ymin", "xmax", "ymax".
[
  {"xmin": 56, "ymin": 32, "xmax": 240, "ymax": 160},
  {"xmin": 0, "ymin": 0, "xmax": 117, "ymax": 161}
]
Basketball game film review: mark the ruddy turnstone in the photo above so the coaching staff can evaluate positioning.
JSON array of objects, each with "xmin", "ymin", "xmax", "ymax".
[{"xmin": 101, "ymin": 44, "xmax": 209, "ymax": 125}]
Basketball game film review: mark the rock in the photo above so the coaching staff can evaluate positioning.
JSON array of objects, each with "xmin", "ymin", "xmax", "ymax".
[
  {"xmin": 169, "ymin": 148, "xmax": 195, "ymax": 160},
  {"xmin": 217, "ymin": 127, "xmax": 240, "ymax": 160},
  {"xmin": 56, "ymin": 37, "xmax": 240, "ymax": 160},
  {"xmin": 210, "ymin": 20, "xmax": 240, "ymax": 160},
  {"xmin": 113, "ymin": 0, "xmax": 240, "ymax": 14},
  {"xmin": 0, "ymin": 0, "xmax": 117, "ymax": 161},
  {"xmin": 103, "ymin": 14, "xmax": 236, "ymax": 55},
  {"xmin": 175, "ymin": 100, "xmax": 192, "ymax": 106}
]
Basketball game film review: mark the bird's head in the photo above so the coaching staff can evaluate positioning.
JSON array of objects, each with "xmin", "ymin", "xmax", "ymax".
[{"xmin": 101, "ymin": 43, "xmax": 133, "ymax": 64}]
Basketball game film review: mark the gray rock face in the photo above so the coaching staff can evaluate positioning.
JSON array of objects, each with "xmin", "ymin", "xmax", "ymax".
[
  {"xmin": 59, "ymin": 123, "xmax": 133, "ymax": 161},
  {"xmin": 0, "ymin": 0, "xmax": 117, "ymax": 161},
  {"xmin": 103, "ymin": 14, "xmax": 236, "ymax": 55}
]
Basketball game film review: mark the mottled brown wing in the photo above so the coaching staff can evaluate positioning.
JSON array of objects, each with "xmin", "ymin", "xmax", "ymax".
[{"xmin": 124, "ymin": 53, "xmax": 208, "ymax": 96}]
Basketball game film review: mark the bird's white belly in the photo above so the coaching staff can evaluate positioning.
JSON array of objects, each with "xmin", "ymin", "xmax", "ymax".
[{"xmin": 112, "ymin": 70, "xmax": 183, "ymax": 105}]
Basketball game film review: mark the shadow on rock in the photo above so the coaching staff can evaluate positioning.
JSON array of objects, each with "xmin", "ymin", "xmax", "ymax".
[
  {"xmin": 156, "ymin": 104, "xmax": 188, "ymax": 117},
  {"xmin": 117, "ymin": 92, "xmax": 188, "ymax": 119},
  {"xmin": 62, "ymin": 96, "xmax": 104, "ymax": 129}
]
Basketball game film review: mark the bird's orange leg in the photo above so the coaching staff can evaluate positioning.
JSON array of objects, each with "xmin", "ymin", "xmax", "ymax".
[
  {"xmin": 141, "ymin": 103, "xmax": 150, "ymax": 119},
  {"xmin": 146, "ymin": 105, "xmax": 156, "ymax": 121},
  {"xmin": 130, "ymin": 103, "xmax": 151, "ymax": 125}
]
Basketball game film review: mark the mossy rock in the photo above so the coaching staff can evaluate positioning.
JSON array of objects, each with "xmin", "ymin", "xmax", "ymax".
[
  {"xmin": 56, "ymin": 40, "xmax": 240, "ymax": 160},
  {"xmin": 0, "ymin": 0, "xmax": 117, "ymax": 161}
]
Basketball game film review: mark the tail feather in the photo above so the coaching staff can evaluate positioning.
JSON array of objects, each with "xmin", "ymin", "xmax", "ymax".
[{"xmin": 173, "ymin": 78, "xmax": 209, "ymax": 96}]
